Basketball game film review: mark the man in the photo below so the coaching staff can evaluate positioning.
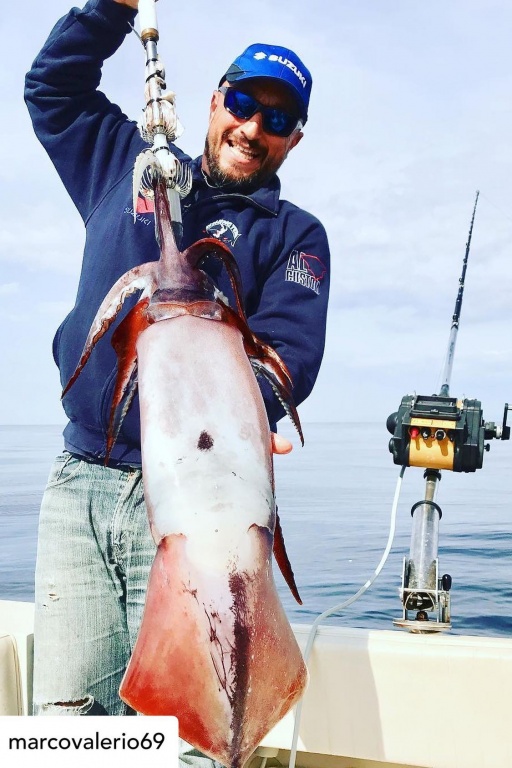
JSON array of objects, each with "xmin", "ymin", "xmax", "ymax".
[{"xmin": 25, "ymin": 0, "xmax": 330, "ymax": 742}]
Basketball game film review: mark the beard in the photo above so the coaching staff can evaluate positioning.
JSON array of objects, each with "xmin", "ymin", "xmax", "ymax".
[{"xmin": 203, "ymin": 132, "xmax": 279, "ymax": 193}]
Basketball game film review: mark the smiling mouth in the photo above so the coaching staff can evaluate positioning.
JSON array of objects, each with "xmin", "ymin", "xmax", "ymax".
[{"xmin": 226, "ymin": 138, "xmax": 261, "ymax": 164}]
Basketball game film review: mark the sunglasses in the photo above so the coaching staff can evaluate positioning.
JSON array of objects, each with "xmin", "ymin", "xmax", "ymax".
[{"xmin": 218, "ymin": 86, "xmax": 303, "ymax": 138}]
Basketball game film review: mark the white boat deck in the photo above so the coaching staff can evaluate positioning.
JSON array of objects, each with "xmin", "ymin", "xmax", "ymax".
[{"xmin": 1, "ymin": 599, "xmax": 511, "ymax": 768}]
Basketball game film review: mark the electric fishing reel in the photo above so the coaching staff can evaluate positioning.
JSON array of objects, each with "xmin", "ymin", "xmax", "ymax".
[
  {"xmin": 387, "ymin": 394, "xmax": 510, "ymax": 472},
  {"xmin": 381, "ymin": 192, "xmax": 512, "ymax": 633},
  {"xmin": 387, "ymin": 395, "xmax": 510, "ymax": 633}
]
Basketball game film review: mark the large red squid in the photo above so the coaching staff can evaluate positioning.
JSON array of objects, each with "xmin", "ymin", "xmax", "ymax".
[{"xmin": 63, "ymin": 158, "xmax": 308, "ymax": 767}]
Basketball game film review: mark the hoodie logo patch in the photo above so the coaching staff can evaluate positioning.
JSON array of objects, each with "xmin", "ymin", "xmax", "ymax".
[
  {"xmin": 285, "ymin": 250, "xmax": 326, "ymax": 295},
  {"xmin": 205, "ymin": 219, "xmax": 241, "ymax": 247},
  {"xmin": 123, "ymin": 194, "xmax": 154, "ymax": 227}
]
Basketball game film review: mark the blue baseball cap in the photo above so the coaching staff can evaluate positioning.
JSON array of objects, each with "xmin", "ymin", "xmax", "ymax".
[{"xmin": 220, "ymin": 43, "xmax": 312, "ymax": 123}]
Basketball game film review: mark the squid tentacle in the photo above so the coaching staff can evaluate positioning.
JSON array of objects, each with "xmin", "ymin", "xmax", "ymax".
[
  {"xmin": 192, "ymin": 239, "xmax": 248, "ymax": 322},
  {"xmin": 212, "ymin": 302, "xmax": 302, "ymax": 443},
  {"xmin": 107, "ymin": 370, "xmax": 139, "ymax": 463},
  {"xmin": 106, "ymin": 297, "xmax": 152, "ymax": 461},
  {"xmin": 210, "ymin": 292, "xmax": 294, "ymax": 392},
  {"xmin": 250, "ymin": 358, "xmax": 304, "ymax": 446},
  {"xmin": 62, "ymin": 264, "xmax": 156, "ymax": 398},
  {"xmin": 273, "ymin": 507, "xmax": 302, "ymax": 605}
]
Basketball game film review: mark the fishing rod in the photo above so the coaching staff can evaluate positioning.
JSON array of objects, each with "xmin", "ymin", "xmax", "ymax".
[
  {"xmin": 439, "ymin": 190, "xmax": 480, "ymax": 397},
  {"xmin": 387, "ymin": 191, "xmax": 510, "ymax": 632},
  {"xmin": 134, "ymin": 0, "xmax": 192, "ymax": 242}
]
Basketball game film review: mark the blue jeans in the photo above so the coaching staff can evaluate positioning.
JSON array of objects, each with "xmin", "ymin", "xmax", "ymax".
[{"xmin": 33, "ymin": 452, "xmax": 222, "ymax": 768}]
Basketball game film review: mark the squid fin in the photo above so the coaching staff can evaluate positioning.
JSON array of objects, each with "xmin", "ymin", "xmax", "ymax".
[{"xmin": 120, "ymin": 529, "xmax": 307, "ymax": 767}]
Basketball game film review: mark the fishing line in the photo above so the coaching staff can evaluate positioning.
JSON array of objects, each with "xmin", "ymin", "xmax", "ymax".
[
  {"xmin": 286, "ymin": 464, "xmax": 406, "ymax": 768},
  {"xmin": 127, "ymin": 21, "xmax": 143, "ymax": 43},
  {"xmin": 478, "ymin": 191, "xmax": 512, "ymax": 227}
]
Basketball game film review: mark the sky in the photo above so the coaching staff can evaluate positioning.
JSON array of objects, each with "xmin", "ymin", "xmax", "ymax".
[{"xmin": 1, "ymin": 0, "xmax": 512, "ymax": 432}]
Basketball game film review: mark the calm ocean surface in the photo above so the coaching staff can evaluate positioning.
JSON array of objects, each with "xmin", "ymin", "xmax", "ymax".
[{"xmin": 1, "ymin": 422, "xmax": 510, "ymax": 637}]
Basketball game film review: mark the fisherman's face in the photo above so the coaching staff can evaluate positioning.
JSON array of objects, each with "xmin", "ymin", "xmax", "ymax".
[{"xmin": 202, "ymin": 78, "xmax": 303, "ymax": 191}]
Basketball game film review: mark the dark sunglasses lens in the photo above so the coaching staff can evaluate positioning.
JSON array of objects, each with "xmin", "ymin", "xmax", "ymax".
[
  {"xmin": 225, "ymin": 89, "xmax": 257, "ymax": 120},
  {"xmin": 224, "ymin": 88, "xmax": 298, "ymax": 138},
  {"xmin": 264, "ymin": 108, "xmax": 297, "ymax": 137}
]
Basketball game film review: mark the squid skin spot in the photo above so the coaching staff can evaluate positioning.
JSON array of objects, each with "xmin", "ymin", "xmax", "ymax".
[{"xmin": 198, "ymin": 431, "xmax": 214, "ymax": 451}]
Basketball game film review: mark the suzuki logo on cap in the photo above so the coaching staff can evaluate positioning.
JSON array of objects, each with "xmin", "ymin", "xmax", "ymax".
[{"xmin": 253, "ymin": 51, "xmax": 307, "ymax": 88}]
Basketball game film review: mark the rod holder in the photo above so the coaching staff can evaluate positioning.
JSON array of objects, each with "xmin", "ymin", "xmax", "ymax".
[{"xmin": 394, "ymin": 470, "xmax": 452, "ymax": 632}]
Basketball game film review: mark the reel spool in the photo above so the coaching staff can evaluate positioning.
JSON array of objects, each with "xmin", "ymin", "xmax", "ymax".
[{"xmin": 387, "ymin": 395, "xmax": 510, "ymax": 472}]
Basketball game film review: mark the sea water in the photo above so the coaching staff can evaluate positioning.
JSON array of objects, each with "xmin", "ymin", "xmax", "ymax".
[{"xmin": 0, "ymin": 422, "xmax": 511, "ymax": 637}]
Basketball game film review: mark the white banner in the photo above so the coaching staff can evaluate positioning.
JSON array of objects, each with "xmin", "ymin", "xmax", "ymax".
[{"xmin": 0, "ymin": 716, "xmax": 178, "ymax": 767}]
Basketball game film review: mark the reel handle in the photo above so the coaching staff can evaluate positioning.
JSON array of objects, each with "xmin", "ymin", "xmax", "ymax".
[{"xmin": 501, "ymin": 402, "xmax": 511, "ymax": 440}]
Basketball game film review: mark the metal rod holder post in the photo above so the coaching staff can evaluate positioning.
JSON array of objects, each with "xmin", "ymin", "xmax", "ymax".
[
  {"xmin": 394, "ymin": 469, "xmax": 451, "ymax": 632},
  {"xmin": 408, "ymin": 471, "xmax": 440, "ymax": 598}
]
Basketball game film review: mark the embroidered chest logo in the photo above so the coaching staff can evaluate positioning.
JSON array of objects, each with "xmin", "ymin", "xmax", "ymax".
[
  {"xmin": 123, "ymin": 194, "xmax": 154, "ymax": 227},
  {"xmin": 285, "ymin": 250, "xmax": 326, "ymax": 295},
  {"xmin": 205, "ymin": 219, "xmax": 241, "ymax": 247}
]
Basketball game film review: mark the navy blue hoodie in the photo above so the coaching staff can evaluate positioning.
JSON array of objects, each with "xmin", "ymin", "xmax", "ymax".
[{"xmin": 25, "ymin": 0, "xmax": 331, "ymax": 466}]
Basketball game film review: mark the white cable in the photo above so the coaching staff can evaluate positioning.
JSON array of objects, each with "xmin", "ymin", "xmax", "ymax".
[{"xmin": 287, "ymin": 465, "xmax": 406, "ymax": 768}]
